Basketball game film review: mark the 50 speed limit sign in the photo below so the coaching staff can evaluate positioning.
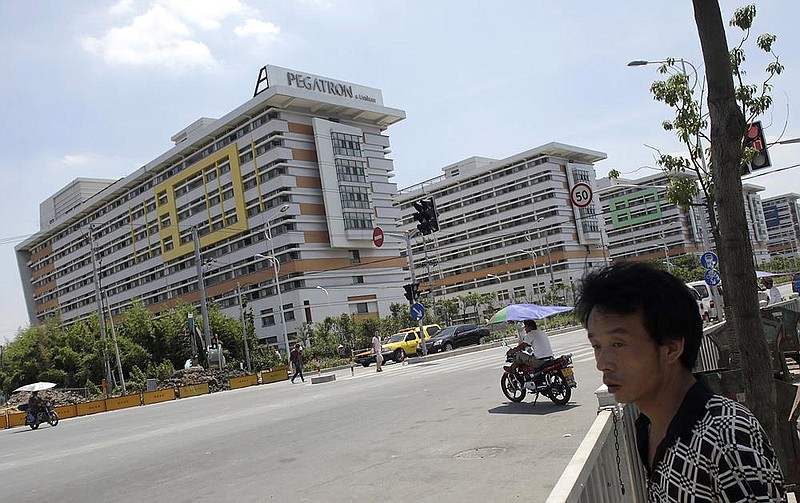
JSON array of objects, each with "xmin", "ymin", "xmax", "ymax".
[{"xmin": 570, "ymin": 182, "xmax": 593, "ymax": 208}]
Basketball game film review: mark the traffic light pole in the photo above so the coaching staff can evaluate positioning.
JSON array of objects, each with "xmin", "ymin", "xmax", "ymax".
[{"xmin": 384, "ymin": 230, "xmax": 428, "ymax": 357}]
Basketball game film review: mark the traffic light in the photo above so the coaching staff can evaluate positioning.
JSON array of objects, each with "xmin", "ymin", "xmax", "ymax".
[
  {"xmin": 743, "ymin": 120, "xmax": 771, "ymax": 174},
  {"xmin": 412, "ymin": 197, "xmax": 439, "ymax": 235},
  {"xmin": 403, "ymin": 283, "xmax": 419, "ymax": 304}
]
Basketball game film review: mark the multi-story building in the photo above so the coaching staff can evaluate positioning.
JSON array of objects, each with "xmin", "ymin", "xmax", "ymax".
[
  {"xmin": 596, "ymin": 173, "xmax": 772, "ymax": 266},
  {"xmin": 761, "ymin": 193, "xmax": 800, "ymax": 259},
  {"xmin": 596, "ymin": 173, "xmax": 705, "ymax": 265},
  {"xmin": 395, "ymin": 143, "xmax": 607, "ymax": 313},
  {"xmin": 16, "ymin": 65, "xmax": 408, "ymax": 352}
]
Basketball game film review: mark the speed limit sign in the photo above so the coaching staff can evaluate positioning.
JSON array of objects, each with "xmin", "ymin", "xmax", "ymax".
[{"xmin": 570, "ymin": 183, "xmax": 593, "ymax": 208}]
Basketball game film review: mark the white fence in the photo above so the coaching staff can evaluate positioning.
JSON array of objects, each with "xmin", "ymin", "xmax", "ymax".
[{"xmin": 547, "ymin": 391, "xmax": 646, "ymax": 502}]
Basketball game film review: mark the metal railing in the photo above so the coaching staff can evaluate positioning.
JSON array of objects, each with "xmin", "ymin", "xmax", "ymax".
[
  {"xmin": 548, "ymin": 297, "xmax": 800, "ymax": 502},
  {"xmin": 547, "ymin": 390, "xmax": 646, "ymax": 502}
]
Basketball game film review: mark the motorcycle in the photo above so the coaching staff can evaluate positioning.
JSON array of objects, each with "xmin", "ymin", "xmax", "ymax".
[
  {"xmin": 18, "ymin": 401, "xmax": 59, "ymax": 429},
  {"xmin": 501, "ymin": 353, "xmax": 577, "ymax": 405}
]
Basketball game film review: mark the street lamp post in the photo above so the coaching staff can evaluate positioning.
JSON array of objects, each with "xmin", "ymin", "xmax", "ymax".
[
  {"xmin": 627, "ymin": 58, "xmax": 722, "ymax": 313},
  {"xmin": 236, "ymin": 282, "xmax": 251, "ymax": 372},
  {"xmin": 534, "ymin": 217, "xmax": 556, "ymax": 289},
  {"xmin": 256, "ymin": 203, "xmax": 291, "ymax": 363},
  {"xmin": 486, "ymin": 273, "xmax": 503, "ymax": 306},
  {"xmin": 192, "ymin": 226, "xmax": 212, "ymax": 366},
  {"xmin": 316, "ymin": 285, "xmax": 332, "ymax": 319},
  {"xmin": 87, "ymin": 226, "xmax": 114, "ymax": 392},
  {"xmin": 517, "ymin": 248, "xmax": 544, "ymax": 303},
  {"xmin": 255, "ymin": 253, "xmax": 290, "ymax": 367}
]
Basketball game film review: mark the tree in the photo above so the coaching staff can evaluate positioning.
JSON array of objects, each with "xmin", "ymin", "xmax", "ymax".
[{"xmin": 689, "ymin": 0, "xmax": 779, "ymax": 444}]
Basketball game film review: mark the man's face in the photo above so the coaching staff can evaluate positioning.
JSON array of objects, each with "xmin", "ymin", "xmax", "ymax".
[{"xmin": 587, "ymin": 308, "xmax": 666, "ymax": 407}]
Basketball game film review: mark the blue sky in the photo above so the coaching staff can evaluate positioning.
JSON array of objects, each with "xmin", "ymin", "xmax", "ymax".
[{"xmin": 2, "ymin": 0, "xmax": 799, "ymax": 343}]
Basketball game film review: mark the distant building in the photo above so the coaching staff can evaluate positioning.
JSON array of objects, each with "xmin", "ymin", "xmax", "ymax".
[
  {"xmin": 761, "ymin": 193, "xmax": 800, "ymax": 259},
  {"xmin": 596, "ymin": 172, "xmax": 704, "ymax": 265},
  {"xmin": 16, "ymin": 65, "xmax": 407, "ymax": 353},
  {"xmin": 596, "ymin": 173, "xmax": 772, "ymax": 266},
  {"xmin": 396, "ymin": 143, "xmax": 607, "ymax": 313}
]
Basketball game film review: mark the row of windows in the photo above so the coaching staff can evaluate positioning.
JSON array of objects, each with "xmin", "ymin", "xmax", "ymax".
[
  {"xmin": 335, "ymin": 158, "xmax": 367, "ymax": 183},
  {"xmin": 32, "ymin": 110, "xmax": 280, "ymax": 262},
  {"xmin": 343, "ymin": 211, "xmax": 373, "ymax": 230},
  {"xmin": 331, "ymin": 132, "xmax": 362, "ymax": 157},
  {"xmin": 340, "ymin": 185, "xmax": 371, "ymax": 209}
]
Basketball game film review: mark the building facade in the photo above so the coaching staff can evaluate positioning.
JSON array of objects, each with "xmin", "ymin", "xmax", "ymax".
[
  {"xmin": 596, "ymin": 173, "xmax": 705, "ymax": 265},
  {"xmin": 762, "ymin": 193, "xmax": 800, "ymax": 259},
  {"xmin": 16, "ymin": 65, "xmax": 408, "ymax": 352},
  {"xmin": 395, "ymin": 143, "xmax": 607, "ymax": 313},
  {"xmin": 596, "ymin": 173, "xmax": 772, "ymax": 266}
]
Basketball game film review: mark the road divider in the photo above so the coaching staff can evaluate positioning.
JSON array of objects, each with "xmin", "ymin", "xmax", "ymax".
[
  {"xmin": 77, "ymin": 400, "xmax": 107, "ymax": 416},
  {"xmin": 230, "ymin": 374, "xmax": 258, "ymax": 389},
  {"xmin": 106, "ymin": 394, "xmax": 141, "ymax": 411},
  {"xmin": 178, "ymin": 383, "xmax": 210, "ymax": 399},
  {"xmin": 142, "ymin": 388, "xmax": 176, "ymax": 405},
  {"xmin": 1, "ymin": 365, "xmax": 320, "ymax": 430}
]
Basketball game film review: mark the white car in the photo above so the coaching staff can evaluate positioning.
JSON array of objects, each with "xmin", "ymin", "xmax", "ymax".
[{"xmin": 686, "ymin": 281, "xmax": 720, "ymax": 321}]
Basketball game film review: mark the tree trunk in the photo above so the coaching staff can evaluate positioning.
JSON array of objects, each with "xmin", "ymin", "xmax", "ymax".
[{"xmin": 691, "ymin": 0, "xmax": 777, "ymax": 442}]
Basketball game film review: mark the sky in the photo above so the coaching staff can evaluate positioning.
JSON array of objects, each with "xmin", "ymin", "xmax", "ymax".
[{"xmin": 2, "ymin": 0, "xmax": 800, "ymax": 343}]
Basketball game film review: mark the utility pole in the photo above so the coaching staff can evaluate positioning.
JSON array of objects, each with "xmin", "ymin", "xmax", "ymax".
[
  {"xmin": 422, "ymin": 236, "xmax": 436, "ymax": 319},
  {"xmin": 237, "ymin": 282, "xmax": 252, "ymax": 372},
  {"xmin": 103, "ymin": 291, "xmax": 126, "ymax": 394},
  {"xmin": 386, "ymin": 229, "xmax": 427, "ymax": 356},
  {"xmin": 88, "ymin": 226, "xmax": 114, "ymax": 393},
  {"xmin": 192, "ymin": 226, "xmax": 212, "ymax": 366}
]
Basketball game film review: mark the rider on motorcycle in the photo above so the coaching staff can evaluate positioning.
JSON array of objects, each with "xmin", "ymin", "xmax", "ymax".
[
  {"xmin": 505, "ymin": 319, "xmax": 553, "ymax": 377},
  {"xmin": 27, "ymin": 390, "xmax": 45, "ymax": 421}
]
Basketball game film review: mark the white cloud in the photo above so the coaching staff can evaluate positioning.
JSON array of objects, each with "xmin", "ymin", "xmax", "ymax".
[
  {"xmin": 109, "ymin": 0, "xmax": 135, "ymax": 16},
  {"xmin": 81, "ymin": 4, "xmax": 216, "ymax": 70},
  {"xmin": 160, "ymin": 0, "xmax": 251, "ymax": 30},
  {"xmin": 80, "ymin": 1, "xmax": 280, "ymax": 70},
  {"xmin": 234, "ymin": 18, "xmax": 280, "ymax": 43},
  {"xmin": 61, "ymin": 154, "xmax": 92, "ymax": 166}
]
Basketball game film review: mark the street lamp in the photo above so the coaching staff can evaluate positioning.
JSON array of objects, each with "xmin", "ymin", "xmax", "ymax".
[
  {"xmin": 534, "ymin": 217, "xmax": 556, "ymax": 289},
  {"xmin": 254, "ymin": 252, "xmax": 290, "ymax": 367},
  {"xmin": 627, "ymin": 58, "xmax": 700, "ymax": 90},
  {"xmin": 256, "ymin": 203, "xmax": 292, "ymax": 362},
  {"xmin": 316, "ymin": 285, "xmax": 332, "ymax": 319},
  {"xmin": 486, "ymin": 273, "xmax": 502, "ymax": 284}
]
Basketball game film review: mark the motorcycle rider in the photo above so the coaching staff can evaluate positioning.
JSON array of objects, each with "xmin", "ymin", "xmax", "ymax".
[
  {"xmin": 27, "ymin": 390, "xmax": 45, "ymax": 423},
  {"xmin": 505, "ymin": 319, "xmax": 553, "ymax": 378}
]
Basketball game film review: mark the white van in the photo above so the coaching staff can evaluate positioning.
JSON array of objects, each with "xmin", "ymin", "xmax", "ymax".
[{"xmin": 686, "ymin": 281, "xmax": 720, "ymax": 321}]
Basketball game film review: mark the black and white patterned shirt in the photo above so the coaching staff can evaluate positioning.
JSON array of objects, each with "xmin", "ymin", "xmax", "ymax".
[{"xmin": 635, "ymin": 380, "xmax": 786, "ymax": 502}]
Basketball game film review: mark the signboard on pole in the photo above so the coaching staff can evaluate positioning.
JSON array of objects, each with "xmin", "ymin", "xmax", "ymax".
[
  {"xmin": 410, "ymin": 302, "xmax": 425, "ymax": 321},
  {"xmin": 372, "ymin": 226, "xmax": 384, "ymax": 248},
  {"xmin": 570, "ymin": 183, "xmax": 593, "ymax": 208}
]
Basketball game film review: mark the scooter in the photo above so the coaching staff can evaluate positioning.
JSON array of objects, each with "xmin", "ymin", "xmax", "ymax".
[
  {"xmin": 19, "ymin": 401, "xmax": 59, "ymax": 429},
  {"xmin": 501, "ymin": 353, "xmax": 577, "ymax": 405}
]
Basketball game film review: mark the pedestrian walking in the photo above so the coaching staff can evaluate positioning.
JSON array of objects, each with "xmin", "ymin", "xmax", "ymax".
[
  {"xmin": 577, "ymin": 262, "xmax": 786, "ymax": 502},
  {"xmin": 372, "ymin": 332, "xmax": 383, "ymax": 372},
  {"xmin": 290, "ymin": 344, "xmax": 305, "ymax": 383}
]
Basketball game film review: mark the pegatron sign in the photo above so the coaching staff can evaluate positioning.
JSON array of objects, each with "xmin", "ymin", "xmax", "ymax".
[{"xmin": 253, "ymin": 65, "xmax": 382, "ymax": 105}]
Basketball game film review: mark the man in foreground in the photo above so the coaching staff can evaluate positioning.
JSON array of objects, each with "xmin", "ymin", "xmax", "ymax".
[{"xmin": 577, "ymin": 262, "xmax": 786, "ymax": 501}]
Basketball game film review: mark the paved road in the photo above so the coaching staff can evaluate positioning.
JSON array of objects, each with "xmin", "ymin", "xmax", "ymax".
[{"xmin": 0, "ymin": 328, "xmax": 601, "ymax": 503}]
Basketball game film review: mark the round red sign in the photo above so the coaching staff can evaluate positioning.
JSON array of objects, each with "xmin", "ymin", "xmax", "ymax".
[
  {"xmin": 570, "ymin": 183, "xmax": 593, "ymax": 208},
  {"xmin": 372, "ymin": 226, "xmax": 384, "ymax": 247}
]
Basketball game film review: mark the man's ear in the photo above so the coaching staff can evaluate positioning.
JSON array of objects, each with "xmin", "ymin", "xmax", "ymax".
[{"xmin": 662, "ymin": 337, "xmax": 685, "ymax": 364}]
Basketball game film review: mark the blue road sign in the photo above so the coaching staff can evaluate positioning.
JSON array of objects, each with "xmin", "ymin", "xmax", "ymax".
[
  {"xmin": 410, "ymin": 302, "xmax": 425, "ymax": 321},
  {"xmin": 704, "ymin": 268, "xmax": 722, "ymax": 287},
  {"xmin": 700, "ymin": 251, "xmax": 718, "ymax": 270}
]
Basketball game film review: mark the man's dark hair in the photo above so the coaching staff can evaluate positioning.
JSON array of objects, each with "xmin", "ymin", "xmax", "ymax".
[
  {"xmin": 576, "ymin": 261, "xmax": 703, "ymax": 369},
  {"xmin": 523, "ymin": 319, "xmax": 537, "ymax": 330}
]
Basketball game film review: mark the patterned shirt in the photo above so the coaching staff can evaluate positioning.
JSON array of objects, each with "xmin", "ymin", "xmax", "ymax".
[{"xmin": 635, "ymin": 380, "xmax": 786, "ymax": 502}]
